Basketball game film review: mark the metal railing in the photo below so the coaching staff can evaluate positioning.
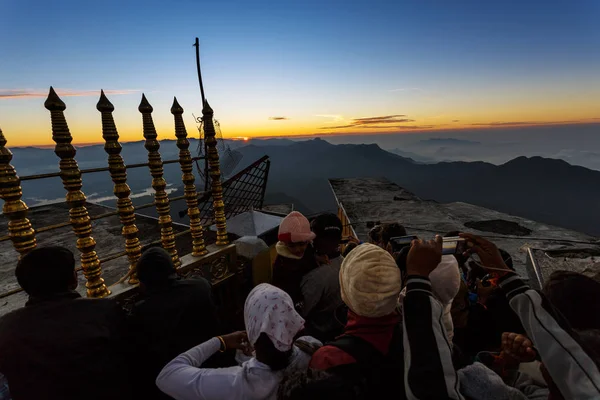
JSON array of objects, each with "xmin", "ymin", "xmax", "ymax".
[{"xmin": 0, "ymin": 87, "xmax": 262, "ymax": 299}]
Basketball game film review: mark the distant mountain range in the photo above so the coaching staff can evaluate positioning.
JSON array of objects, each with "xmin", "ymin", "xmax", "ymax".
[
  {"xmin": 6, "ymin": 138, "xmax": 600, "ymax": 236},
  {"xmin": 234, "ymin": 138, "xmax": 600, "ymax": 236}
]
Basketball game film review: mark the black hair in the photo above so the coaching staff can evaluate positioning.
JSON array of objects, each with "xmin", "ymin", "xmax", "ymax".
[
  {"xmin": 136, "ymin": 246, "xmax": 177, "ymax": 286},
  {"xmin": 368, "ymin": 225, "xmax": 382, "ymax": 244},
  {"xmin": 16, "ymin": 246, "xmax": 76, "ymax": 296},
  {"xmin": 576, "ymin": 329, "xmax": 600, "ymax": 369},
  {"xmin": 380, "ymin": 223, "xmax": 407, "ymax": 247},
  {"xmin": 254, "ymin": 333, "xmax": 292, "ymax": 371},
  {"xmin": 543, "ymin": 271, "xmax": 600, "ymax": 330},
  {"xmin": 342, "ymin": 242, "xmax": 358, "ymax": 257},
  {"xmin": 498, "ymin": 248, "xmax": 514, "ymax": 270},
  {"xmin": 311, "ymin": 213, "xmax": 342, "ymax": 239},
  {"xmin": 278, "ymin": 369, "xmax": 365, "ymax": 400}
]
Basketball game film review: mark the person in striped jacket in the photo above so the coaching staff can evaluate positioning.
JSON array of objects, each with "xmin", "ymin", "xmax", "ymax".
[{"xmin": 402, "ymin": 233, "xmax": 600, "ymax": 400}]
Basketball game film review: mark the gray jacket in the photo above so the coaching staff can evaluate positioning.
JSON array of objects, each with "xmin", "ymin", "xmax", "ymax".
[{"xmin": 300, "ymin": 255, "xmax": 345, "ymax": 340}]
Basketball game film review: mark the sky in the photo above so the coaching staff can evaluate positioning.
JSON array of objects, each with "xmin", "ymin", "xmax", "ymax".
[{"xmin": 0, "ymin": 0, "xmax": 599, "ymax": 147}]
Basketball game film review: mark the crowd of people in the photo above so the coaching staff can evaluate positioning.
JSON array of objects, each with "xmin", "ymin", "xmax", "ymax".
[{"xmin": 0, "ymin": 210, "xmax": 600, "ymax": 399}]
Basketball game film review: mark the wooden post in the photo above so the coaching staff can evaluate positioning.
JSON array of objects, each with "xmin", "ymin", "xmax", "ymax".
[
  {"xmin": 202, "ymin": 100, "xmax": 229, "ymax": 245},
  {"xmin": 44, "ymin": 87, "xmax": 110, "ymax": 297},
  {"xmin": 0, "ymin": 128, "xmax": 37, "ymax": 256},
  {"xmin": 97, "ymin": 90, "xmax": 142, "ymax": 283},
  {"xmin": 138, "ymin": 94, "xmax": 180, "ymax": 267},
  {"xmin": 172, "ymin": 97, "xmax": 208, "ymax": 256}
]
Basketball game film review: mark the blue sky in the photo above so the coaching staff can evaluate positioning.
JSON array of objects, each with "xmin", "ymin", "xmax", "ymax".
[{"xmin": 1, "ymin": 0, "xmax": 599, "ymax": 145}]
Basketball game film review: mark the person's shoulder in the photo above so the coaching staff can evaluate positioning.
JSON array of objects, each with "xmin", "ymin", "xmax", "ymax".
[
  {"xmin": 309, "ymin": 343, "xmax": 356, "ymax": 370},
  {"xmin": 176, "ymin": 277, "xmax": 211, "ymax": 289}
]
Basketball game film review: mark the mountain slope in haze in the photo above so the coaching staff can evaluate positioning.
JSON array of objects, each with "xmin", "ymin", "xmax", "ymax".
[{"xmin": 235, "ymin": 139, "xmax": 600, "ymax": 236}]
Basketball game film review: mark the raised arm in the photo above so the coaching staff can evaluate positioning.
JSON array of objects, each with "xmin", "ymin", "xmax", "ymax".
[
  {"xmin": 499, "ymin": 273, "xmax": 600, "ymax": 399},
  {"xmin": 461, "ymin": 233, "xmax": 600, "ymax": 399},
  {"xmin": 402, "ymin": 236, "xmax": 464, "ymax": 400},
  {"xmin": 156, "ymin": 332, "xmax": 248, "ymax": 400}
]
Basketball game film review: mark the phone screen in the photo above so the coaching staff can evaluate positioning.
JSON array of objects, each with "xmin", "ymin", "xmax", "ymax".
[
  {"xmin": 442, "ymin": 237, "xmax": 466, "ymax": 255},
  {"xmin": 389, "ymin": 235, "xmax": 418, "ymax": 253}
]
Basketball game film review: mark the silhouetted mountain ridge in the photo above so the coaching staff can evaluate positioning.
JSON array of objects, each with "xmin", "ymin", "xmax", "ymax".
[{"xmin": 234, "ymin": 139, "xmax": 600, "ymax": 236}]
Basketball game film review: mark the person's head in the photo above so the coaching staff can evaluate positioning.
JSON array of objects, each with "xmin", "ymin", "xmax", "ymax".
[
  {"xmin": 367, "ymin": 224, "xmax": 382, "ymax": 245},
  {"xmin": 540, "ymin": 329, "xmax": 600, "ymax": 400},
  {"xmin": 379, "ymin": 223, "xmax": 407, "ymax": 249},
  {"xmin": 311, "ymin": 213, "xmax": 343, "ymax": 257},
  {"xmin": 340, "ymin": 243, "xmax": 401, "ymax": 318},
  {"xmin": 342, "ymin": 242, "xmax": 358, "ymax": 258},
  {"xmin": 16, "ymin": 246, "xmax": 77, "ymax": 297},
  {"xmin": 136, "ymin": 247, "xmax": 177, "ymax": 290},
  {"xmin": 278, "ymin": 369, "xmax": 365, "ymax": 400},
  {"xmin": 543, "ymin": 271, "xmax": 600, "ymax": 330},
  {"xmin": 429, "ymin": 255, "xmax": 461, "ymax": 305},
  {"xmin": 244, "ymin": 283, "xmax": 305, "ymax": 370},
  {"xmin": 278, "ymin": 211, "xmax": 316, "ymax": 258}
]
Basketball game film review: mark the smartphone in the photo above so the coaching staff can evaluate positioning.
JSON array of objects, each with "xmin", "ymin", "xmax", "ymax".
[
  {"xmin": 389, "ymin": 235, "xmax": 418, "ymax": 253},
  {"xmin": 442, "ymin": 237, "xmax": 466, "ymax": 256}
]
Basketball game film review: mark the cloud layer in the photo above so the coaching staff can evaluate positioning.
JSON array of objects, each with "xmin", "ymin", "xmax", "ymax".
[
  {"xmin": 0, "ymin": 88, "xmax": 139, "ymax": 99},
  {"xmin": 319, "ymin": 114, "xmax": 416, "ymax": 129},
  {"xmin": 268, "ymin": 116, "xmax": 289, "ymax": 120}
]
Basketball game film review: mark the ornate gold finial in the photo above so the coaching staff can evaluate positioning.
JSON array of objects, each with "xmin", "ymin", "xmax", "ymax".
[
  {"xmin": 45, "ymin": 87, "xmax": 110, "ymax": 297},
  {"xmin": 202, "ymin": 99, "xmax": 229, "ymax": 245},
  {"xmin": 0, "ymin": 128, "xmax": 37, "ymax": 256},
  {"xmin": 139, "ymin": 94, "xmax": 180, "ymax": 267},
  {"xmin": 172, "ymin": 97, "xmax": 207, "ymax": 256},
  {"xmin": 97, "ymin": 90, "xmax": 143, "ymax": 283}
]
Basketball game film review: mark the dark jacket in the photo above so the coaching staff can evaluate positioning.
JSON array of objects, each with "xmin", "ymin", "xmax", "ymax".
[
  {"xmin": 0, "ymin": 292, "xmax": 133, "ymax": 400},
  {"xmin": 300, "ymin": 255, "xmax": 346, "ymax": 342},
  {"xmin": 129, "ymin": 278, "xmax": 221, "ymax": 400},
  {"xmin": 272, "ymin": 245, "xmax": 318, "ymax": 308}
]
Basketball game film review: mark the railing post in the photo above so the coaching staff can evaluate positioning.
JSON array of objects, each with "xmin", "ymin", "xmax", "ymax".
[
  {"xmin": 44, "ymin": 87, "xmax": 110, "ymax": 297},
  {"xmin": 171, "ymin": 97, "xmax": 208, "ymax": 256},
  {"xmin": 202, "ymin": 100, "xmax": 229, "ymax": 245},
  {"xmin": 97, "ymin": 90, "xmax": 143, "ymax": 283},
  {"xmin": 138, "ymin": 94, "xmax": 181, "ymax": 267},
  {"xmin": 0, "ymin": 128, "xmax": 37, "ymax": 256}
]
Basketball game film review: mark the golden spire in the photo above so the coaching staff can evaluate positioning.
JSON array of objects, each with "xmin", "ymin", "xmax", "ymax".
[
  {"xmin": 202, "ymin": 99, "xmax": 229, "ymax": 245},
  {"xmin": 139, "ymin": 94, "xmax": 181, "ymax": 267},
  {"xmin": 0, "ymin": 128, "xmax": 37, "ymax": 256},
  {"xmin": 45, "ymin": 87, "xmax": 110, "ymax": 297},
  {"xmin": 97, "ymin": 90, "xmax": 142, "ymax": 283},
  {"xmin": 172, "ymin": 97, "xmax": 207, "ymax": 256}
]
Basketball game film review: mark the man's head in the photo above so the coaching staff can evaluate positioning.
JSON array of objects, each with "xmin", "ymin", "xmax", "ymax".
[
  {"xmin": 136, "ymin": 247, "xmax": 177, "ymax": 289},
  {"xmin": 339, "ymin": 243, "xmax": 401, "ymax": 318},
  {"xmin": 543, "ymin": 271, "xmax": 600, "ymax": 330},
  {"xmin": 311, "ymin": 213, "xmax": 343, "ymax": 257},
  {"xmin": 380, "ymin": 223, "xmax": 407, "ymax": 249},
  {"xmin": 16, "ymin": 246, "xmax": 77, "ymax": 297}
]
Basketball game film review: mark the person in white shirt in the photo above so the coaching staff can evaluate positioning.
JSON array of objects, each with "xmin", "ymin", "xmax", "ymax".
[{"xmin": 156, "ymin": 283, "xmax": 321, "ymax": 400}]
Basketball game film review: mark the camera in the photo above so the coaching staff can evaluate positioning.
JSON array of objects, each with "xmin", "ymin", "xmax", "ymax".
[{"xmin": 389, "ymin": 235, "xmax": 466, "ymax": 256}]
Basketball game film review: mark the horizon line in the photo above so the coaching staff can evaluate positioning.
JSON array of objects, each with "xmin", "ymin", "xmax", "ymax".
[{"xmin": 7, "ymin": 120, "xmax": 600, "ymax": 148}]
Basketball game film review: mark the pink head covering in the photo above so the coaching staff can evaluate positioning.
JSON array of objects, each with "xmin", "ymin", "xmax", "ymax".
[
  {"xmin": 278, "ymin": 211, "xmax": 316, "ymax": 243},
  {"xmin": 244, "ymin": 283, "xmax": 305, "ymax": 352}
]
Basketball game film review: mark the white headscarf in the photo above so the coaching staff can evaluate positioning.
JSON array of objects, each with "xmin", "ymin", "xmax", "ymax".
[{"xmin": 244, "ymin": 283, "xmax": 305, "ymax": 352}]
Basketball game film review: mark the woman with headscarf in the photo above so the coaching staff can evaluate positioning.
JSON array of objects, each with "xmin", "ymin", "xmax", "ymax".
[{"xmin": 156, "ymin": 283, "xmax": 321, "ymax": 400}]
